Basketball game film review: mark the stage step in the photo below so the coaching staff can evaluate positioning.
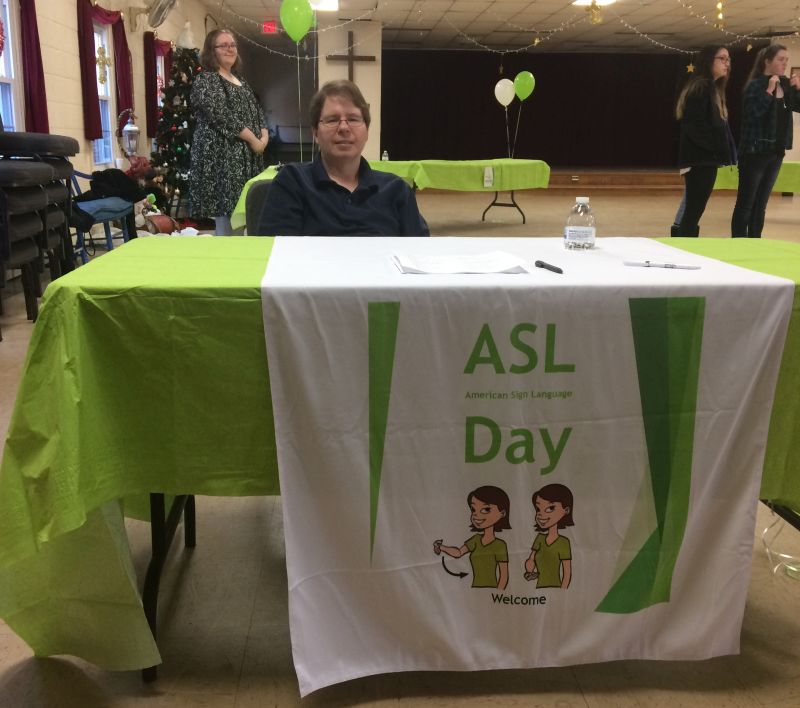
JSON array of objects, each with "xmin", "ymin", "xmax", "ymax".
[{"xmin": 548, "ymin": 169, "xmax": 683, "ymax": 195}]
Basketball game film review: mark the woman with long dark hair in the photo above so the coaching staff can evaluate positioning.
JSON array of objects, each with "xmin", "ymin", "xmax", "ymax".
[
  {"xmin": 670, "ymin": 45, "xmax": 735, "ymax": 237},
  {"xmin": 189, "ymin": 29, "xmax": 268, "ymax": 234},
  {"xmin": 731, "ymin": 44, "xmax": 800, "ymax": 238}
]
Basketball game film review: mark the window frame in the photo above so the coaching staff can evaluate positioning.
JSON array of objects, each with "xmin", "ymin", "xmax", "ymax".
[
  {"xmin": 0, "ymin": 0, "xmax": 25, "ymax": 131},
  {"xmin": 92, "ymin": 21, "xmax": 115, "ymax": 166}
]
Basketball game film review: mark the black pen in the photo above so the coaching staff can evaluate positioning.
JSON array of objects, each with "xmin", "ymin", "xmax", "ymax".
[{"xmin": 535, "ymin": 260, "xmax": 563, "ymax": 274}]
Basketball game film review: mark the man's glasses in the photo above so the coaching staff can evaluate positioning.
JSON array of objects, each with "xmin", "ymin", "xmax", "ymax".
[
  {"xmin": 215, "ymin": 43, "xmax": 238, "ymax": 50},
  {"xmin": 319, "ymin": 116, "xmax": 365, "ymax": 128}
]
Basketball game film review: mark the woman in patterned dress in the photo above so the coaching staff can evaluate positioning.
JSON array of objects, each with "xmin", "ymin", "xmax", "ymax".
[{"xmin": 190, "ymin": 29, "xmax": 268, "ymax": 234}]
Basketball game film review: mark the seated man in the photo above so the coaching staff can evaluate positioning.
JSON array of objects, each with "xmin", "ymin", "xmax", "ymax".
[{"xmin": 256, "ymin": 80, "xmax": 429, "ymax": 236}]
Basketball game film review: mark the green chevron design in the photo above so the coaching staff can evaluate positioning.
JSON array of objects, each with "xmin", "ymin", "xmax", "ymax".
[
  {"xmin": 368, "ymin": 302, "xmax": 401, "ymax": 561},
  {"xmin": 597, "ymin": 297, "xmax": 704, "ymax": 613}
]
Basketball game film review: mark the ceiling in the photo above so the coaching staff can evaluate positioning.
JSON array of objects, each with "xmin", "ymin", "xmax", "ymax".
[{"xmin": 204, "ymin": 0, "xmax": 800, "ymax": 54}]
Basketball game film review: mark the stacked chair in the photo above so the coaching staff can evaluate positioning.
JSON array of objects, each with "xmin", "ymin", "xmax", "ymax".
[{"xmin": 0, "ymin": 132, "xmax": 79, "ymax": 335}]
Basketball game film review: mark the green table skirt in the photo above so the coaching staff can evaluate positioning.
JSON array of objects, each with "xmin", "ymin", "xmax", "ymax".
[
  {"xmin": 714, "ymin": 161, "xmax": 800, "ymax": 191},
  {"xmin": 1, "ymin": 235, "xmax": 800, "ymax": 670}
]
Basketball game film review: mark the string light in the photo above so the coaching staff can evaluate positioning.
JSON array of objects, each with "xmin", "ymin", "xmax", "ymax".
[
  {"xmin": 609, "ymin": 9, "xmax": 693, "ymax": 53},
  {"xmin": 674, "ymin": 0, "xmax": 781, "ymax": 43},
  {"xmin": 212, "ymin": 0, "xmax": 800, "ymax": 61},
  {"xmin": 442, "ymin": 14, "xmax": 588, "ymax": 54}
]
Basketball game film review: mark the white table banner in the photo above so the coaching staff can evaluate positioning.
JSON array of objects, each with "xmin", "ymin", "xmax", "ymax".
[{"xmin": 261, "ymin": 237, "xmax": 793, "ymax": 696}]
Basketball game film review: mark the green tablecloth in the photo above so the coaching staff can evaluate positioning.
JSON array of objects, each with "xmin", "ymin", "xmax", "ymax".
[
  {"xmin": 411, "ymin": 158, "xmax": 550, "ymax": 191},
  {"xmin": 714, "ymin": 161, "xmax": 800, "ymax": 191},
  {"xmin": 1, "ymin": 236, "xmax": 799, "ymax": 670},
  {"xmin": 0, "ymin": 238, "xmax": 278, "ymax": 669},
  {"xmin": 230, "ymin": 159, "xmax": 551, "ymax": 230}
]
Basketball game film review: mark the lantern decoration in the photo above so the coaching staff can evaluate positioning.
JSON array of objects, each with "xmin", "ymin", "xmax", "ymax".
[{"xmin": 118, "ymin": 109, "xmax": 141, "ymax": 156}]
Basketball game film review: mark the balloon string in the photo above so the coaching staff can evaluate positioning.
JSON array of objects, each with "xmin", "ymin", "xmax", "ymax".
[
  {"xmin": 512, "ymin": 103, "xmax": 523, "ymax": 159},
  {"xmin": 311, "ymin": 36, "xmax": 317, "ymax": 162},
  {"xmin": 296, "ymin": 44, "xmax": 303, "ymax": 162},
  {"xmin": 505, "ymin": 106, "xmax": 511, "ymax": 158}
]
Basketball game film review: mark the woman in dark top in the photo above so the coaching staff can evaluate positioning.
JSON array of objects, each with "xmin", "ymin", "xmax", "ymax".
[
  {"xmin": 671, "ymin": 45, "xmax": 735, "ymax": 237},
  {"xmin": 731, "ymin": 44, "xmax": 800, "ymax": 238},
  {"xmin": 189, "ymin": 29, "xmax": 268, "ymax": 234}
]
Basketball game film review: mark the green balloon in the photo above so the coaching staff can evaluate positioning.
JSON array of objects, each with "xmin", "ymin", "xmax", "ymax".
[
  {"xmin": 280, "ymin": 0, "xmax": 314, "ymax": 43},
  {"xmin": 514, "ymin": 71, "xmax": 535, "ymax": 101}
]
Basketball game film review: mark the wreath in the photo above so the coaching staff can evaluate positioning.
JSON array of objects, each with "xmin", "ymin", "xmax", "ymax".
[{"xmin": 0, "ymin": 19, "xmax": 5, "ymax": 58}]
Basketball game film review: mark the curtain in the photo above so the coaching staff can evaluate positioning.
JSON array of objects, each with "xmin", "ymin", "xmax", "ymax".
[
  {"xmin": 19, "ymin": 0, "xmax": 48, "ymax": 133},
  {"xmin": 77, "ymin": 0, "xmax": 133, "ymax": 140},
  {"xmin": 144, "ymin": 32, "xmax": 173, "ymax": 138}
]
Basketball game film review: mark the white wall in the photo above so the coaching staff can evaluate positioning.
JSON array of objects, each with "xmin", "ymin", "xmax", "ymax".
[
  {"xmin": 316, "ymin": 19, "xmax": 383, "ymax": 160},
  {"xmin": 36, "ymin": 0, "xmax": 209, "ymax": 174}
]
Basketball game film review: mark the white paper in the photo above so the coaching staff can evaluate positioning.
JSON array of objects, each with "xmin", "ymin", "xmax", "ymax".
[{"xmin": 391, "ymin": 250, "xmax": 530, "ymax": 274}]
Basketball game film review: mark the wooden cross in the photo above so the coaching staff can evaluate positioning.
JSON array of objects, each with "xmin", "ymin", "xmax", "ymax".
[
  {"xmin": 326, "ymin": 31, "xmax": 375, "ymax": 82},
  {"xmin": 96, "ymin": 45, "xmax": 113, "ymax": 85}
]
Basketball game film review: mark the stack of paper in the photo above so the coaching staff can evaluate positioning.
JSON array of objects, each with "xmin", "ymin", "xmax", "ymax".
[{"xmin": 391, "ymin": 250, "xmax": 530, "ymax": 274}]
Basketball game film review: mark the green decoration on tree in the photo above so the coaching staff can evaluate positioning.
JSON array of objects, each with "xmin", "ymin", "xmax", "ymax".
[{"xmin": 150, "ymin": 47, "xmax": 200, "ymax": 204}]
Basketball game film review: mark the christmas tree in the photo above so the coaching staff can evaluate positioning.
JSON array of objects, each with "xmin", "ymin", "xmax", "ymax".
[{"xmin": 150, "ymin": 47, "xmax": 201, "ymax": 208}]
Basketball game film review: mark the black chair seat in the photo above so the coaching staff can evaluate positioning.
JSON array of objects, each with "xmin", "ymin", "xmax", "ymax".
[
  {"xmin": 42, "ymin": 157, "xmax": 75, "ymax": 179},
  {"xmin": 7, "ymin": 238, "xmax": 39, "ymax": 266},
  {"xmin": 0, "ymin": 132, "xmax": 79, "ymax": 157},
  {"xmin": 2, "ymin": 186, "xmax": 48, "ymax": 213},
  {"xmin": 0, "ymin": 160, "xmax": 55, "ymax": 188},
  {"xmin": 8, "ymin": 212, "xmax": 42, "ymax": 241},
  {"xmin": 44, "ymin": 205, "xmax": 65, "ymax": 229},
  {"xmin": 39, "ymin": 227, "xmax": 62, "ymax": 250},
  {"xmin": 45, "ymin": 182, "xmax": 69, "ymax": 205}
]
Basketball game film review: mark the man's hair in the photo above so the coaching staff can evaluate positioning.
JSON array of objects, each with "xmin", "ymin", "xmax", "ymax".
[
  {"xmin": 199, "ymin": 29, "xmax": 242, "ymax": 73},
  {"xmin": 309, "ymin": 80, "xmax": 371, "ymax": 127}
]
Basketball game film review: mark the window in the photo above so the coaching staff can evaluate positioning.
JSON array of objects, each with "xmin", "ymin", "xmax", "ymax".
[
  {"xmin": 92, "ymin": 22, "xmax": 114, "ymax": 165},
  {"xmin": 152, "ymin": 54, "xmax": 166, "ymax": 152},
  {"xmin": 0, "ymin": 0, "xmax": 23, "ymax": 131},
  {"xmin": 156, "ymin": 54, "xmax": 165, "ymax": 106}
]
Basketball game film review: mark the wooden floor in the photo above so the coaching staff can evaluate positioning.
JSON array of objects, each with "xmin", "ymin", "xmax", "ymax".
[
  {"xmin": 415, "ymin": 187, "xmax": 800, "ymax": 241},
  {"xmin": 2, "ymin": 191, "xmax": 800, "ymax": 707}
]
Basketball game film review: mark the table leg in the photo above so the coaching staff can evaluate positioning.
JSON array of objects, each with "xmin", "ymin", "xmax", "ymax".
[
  {"xmin": 763, "ymin": 500, "xmax": 800, "ymax": 531},
  {"xmin": 481, "ymin": 190, "xmax": 526, "ymax": 224},
  {"xmin": 142, "ymin": 493, "xmax": 195, "ymax": 682}
]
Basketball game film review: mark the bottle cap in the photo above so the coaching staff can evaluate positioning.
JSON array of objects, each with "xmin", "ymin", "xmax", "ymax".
[{"xmin": 576, "ymin": 196, "xmax": 590, "ymax": 204}]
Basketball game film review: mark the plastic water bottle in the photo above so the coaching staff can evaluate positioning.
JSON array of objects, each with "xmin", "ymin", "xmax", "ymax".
[
  {"xmin": 564, "ymin": 196, "xmax": 596, "ymax": 250},
  {"xmin": 381, "ymin": 150, "xmax": 389, "ymax": 161}
]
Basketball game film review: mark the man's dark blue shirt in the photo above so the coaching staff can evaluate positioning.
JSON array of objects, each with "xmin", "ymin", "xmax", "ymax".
[{"xmin": 255, "ymin": 156, "xmax": 429, "ymax": 236}]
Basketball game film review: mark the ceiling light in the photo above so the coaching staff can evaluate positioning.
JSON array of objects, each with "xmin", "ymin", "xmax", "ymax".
[{"xmin": 310, "ymin": 0, "xmax": 339, "ymax": 11}]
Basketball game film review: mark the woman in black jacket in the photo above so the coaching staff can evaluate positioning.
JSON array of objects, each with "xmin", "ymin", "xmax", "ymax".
[
  {"xmin": 731, "ymin": 44, "xmax": 800, "ymax": 238},
  {"xmin": 671, "ymin": 45, "xmax": 736, "ymax": 237}
]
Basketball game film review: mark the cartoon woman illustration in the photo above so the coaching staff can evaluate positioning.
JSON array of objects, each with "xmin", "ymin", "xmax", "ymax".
[
  {"xmin": 433, "ymin": 485, "xmax": 510, "ymax": 590},
  {"xmin": 524, "ymin": 483, "xmax": 574, "ymax": 589}
]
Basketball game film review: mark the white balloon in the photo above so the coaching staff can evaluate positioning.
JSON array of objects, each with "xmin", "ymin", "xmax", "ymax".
[{"xmin": 494, "ymin": 78, "xmax": 515, "ymax": 107}]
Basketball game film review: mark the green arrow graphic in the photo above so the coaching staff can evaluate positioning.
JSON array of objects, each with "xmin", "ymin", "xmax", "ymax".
[
  {"xmin": 368, "ymin": 301, "xmax": 400, "ymax": 562},
  {"xmin": 597, "ymin": 297, "xmax": 704, "ymax": 613}
]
